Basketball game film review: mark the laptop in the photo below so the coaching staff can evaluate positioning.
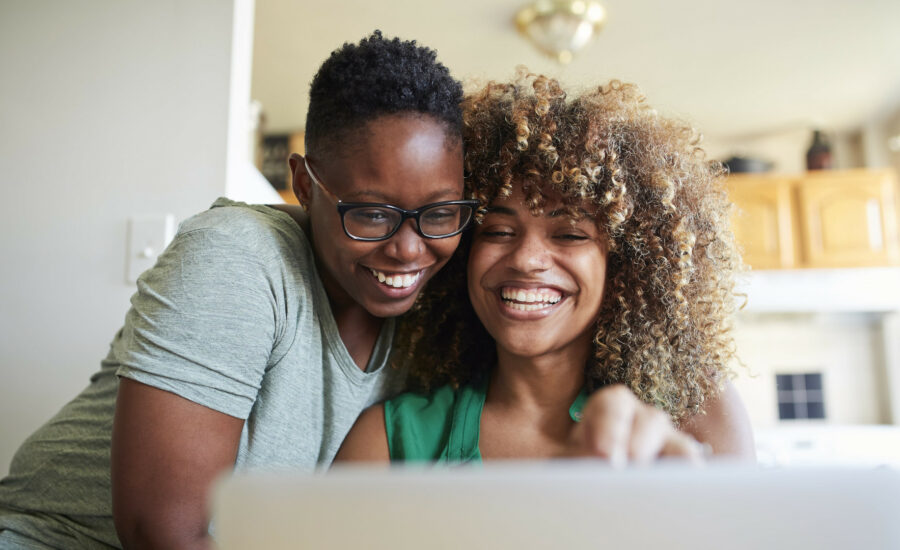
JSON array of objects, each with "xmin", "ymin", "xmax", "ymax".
[{"xmin": 212, "ymin": 461, "xmax": 900, "ymax": 549}]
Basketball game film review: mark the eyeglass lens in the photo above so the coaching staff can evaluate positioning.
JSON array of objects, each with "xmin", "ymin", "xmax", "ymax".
[{"xmin": 344, "ymin": 204, "xmax": 474, "ymax": 239}]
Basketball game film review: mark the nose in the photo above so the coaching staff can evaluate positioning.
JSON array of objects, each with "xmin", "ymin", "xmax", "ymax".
[
  {"xmin": 382, "ymin": 218, "xmax": 428, "ymax": 264},
  {"xmin": 507, "ymin": 231, "xmax": 551, "ymax": 273}
]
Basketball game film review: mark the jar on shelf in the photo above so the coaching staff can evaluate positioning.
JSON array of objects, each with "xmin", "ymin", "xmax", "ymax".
[{"xmin": 806, "ymin": 129, "xmax": 833, "ymax": 171}]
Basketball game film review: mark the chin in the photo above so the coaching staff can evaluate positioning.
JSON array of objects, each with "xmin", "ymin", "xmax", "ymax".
[
  {"xmin": 493, "ymin": 336, "xmax": 551, "ymax": 360},
  {"xmin": 365, "ymin": 297, "xmax": 418, "ymax": 319}
]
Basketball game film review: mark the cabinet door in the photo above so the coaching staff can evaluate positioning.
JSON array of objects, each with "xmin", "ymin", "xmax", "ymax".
[
  {"xmin": 797, "ymin": 170, "xmax": 900, "ymax": 267},
  {"xmin": 728, "ymin": 176, "xmax": 797, "ymax": 270}
]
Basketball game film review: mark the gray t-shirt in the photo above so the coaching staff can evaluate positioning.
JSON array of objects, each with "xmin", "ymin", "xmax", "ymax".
[{"xmin": 0, "ymin": 199, "xmax": 404, "ymax": 549}]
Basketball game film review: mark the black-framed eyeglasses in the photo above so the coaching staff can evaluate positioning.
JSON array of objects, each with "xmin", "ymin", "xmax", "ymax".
[{"xmin": 304, "ymin": 158, "xmax": 479, "ymax": 241}]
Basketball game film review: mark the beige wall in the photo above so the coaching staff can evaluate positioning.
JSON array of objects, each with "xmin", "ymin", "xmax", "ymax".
[
  {"xmin": 883, "ymin": 107, "xmax": 900, "ymax": 177},
  {"xmin": 731, "ymin": 312, "xmax": 889, "ymax": 429},
  {"xmin": 704, "ymin": 126, "xmax": 869, "ymax": 174},
  {"xmin": 0, "ymin": 1, "xmax": 244, "ymax": 472}
]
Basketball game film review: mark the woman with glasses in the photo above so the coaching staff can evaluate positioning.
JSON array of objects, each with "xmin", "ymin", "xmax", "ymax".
[
  {"xmin": 0, "ymin": 32, "xmax": 471, "ymax": 549},
  {"xmin": 335, "ymin": 71, "xmax": 755, "ymax": 465}
]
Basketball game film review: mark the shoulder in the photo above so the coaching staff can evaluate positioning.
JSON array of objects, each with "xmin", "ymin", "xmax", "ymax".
[
  {"xmin": 681, "ymin": 380, "xmax": 756, "ymax": 460},
  {"xmin": 383, "ymin": 385, "xmax": 466, "ymax": 461},
  {"xmin": 334, "ymin": 403, "xmax": 389, "ymax": 462},
  {"xmin": 384, "ymin": 384, "xmax": 459, "ymax": 424},
  {"xmin": 336, "ymin": 384, "xmax": 477, "ymax": 463},
  {"xmin": 180, "ymin": 198, "xmax": 276, "ymax": 231},
  {"xmin": 176, "ymin": 198, "xmax": 310, "ymax": 262}
]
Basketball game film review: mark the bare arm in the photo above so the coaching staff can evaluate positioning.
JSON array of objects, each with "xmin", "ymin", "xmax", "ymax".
[
  {"xmin": 567, "ymin": 382, "xmax": 755, "ymax": 464},
  {"xmin": 335, "ymin": 383, "xmax": 754, "ymax": 465},
  {"xmin": 681, "ymin": 380, "xmax": 756, "ymax": 460},
  {"xmin": 111, "ymin": 378, "xmax": 244, "ymax": 550},
  {"xmin": 333, "ymin": 404, "xmax": 390, "ymax": 462},
  {"xmin": 564, "ymin": 385, "xmax": 704, "ymax": 464}
]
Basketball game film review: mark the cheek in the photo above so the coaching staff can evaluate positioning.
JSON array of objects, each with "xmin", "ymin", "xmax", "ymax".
[
  {"xmin": 466, "ymin": 246, "xmax": 491, "ymax": 305},
  {"xmin": 574, "ymin": 252, "xmax": 608, "ymax": 305},
  {"xmin": 326, "ymin": 239, "xmax": 379, "ymax": 267},
  {"xmin": 310, "ymin": 210, "xmax": 347, "ymax": 252},
  {"xmin": 591, "ymin": 253, "xmax": 607, "ymax": 289},
  {"xmin": 430, "ymin": 235, "xmax": 462, "ymax": 263},
  {"xmin": 309, "ymin": 201, "xmax": 339, "ymax": 228},
  {"xmin": 466, "ymin": 242, "xmax": 492, "ymax": 286}
]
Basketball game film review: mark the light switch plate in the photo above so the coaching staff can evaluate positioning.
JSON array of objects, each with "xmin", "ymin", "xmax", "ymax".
[{"xmin": 126, "ymin": 214, "xmax": 176, "ymax": 284}]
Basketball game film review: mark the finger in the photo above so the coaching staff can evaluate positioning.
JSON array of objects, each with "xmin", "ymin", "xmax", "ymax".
[
  {"xmin": 660, "ymin": 431, "xmax": 706, "ymax": 465},
  {"xmin": 580, "ymin": 385, "xmax": 637, "ymax": 467},
  {"xmin": 628, "ymin": 407, "xmax": 673, "ymax": 465}
]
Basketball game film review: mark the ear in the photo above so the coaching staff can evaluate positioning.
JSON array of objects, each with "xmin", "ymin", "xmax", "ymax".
[{"xmin": 288, "ymin": 153, "xmax": 312, "ymax": 207}]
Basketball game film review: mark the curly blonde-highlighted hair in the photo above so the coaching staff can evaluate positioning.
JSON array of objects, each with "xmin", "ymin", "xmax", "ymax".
[{"xmin": 392, "ymin": 70, "xmax": 741, "ymax": 422}]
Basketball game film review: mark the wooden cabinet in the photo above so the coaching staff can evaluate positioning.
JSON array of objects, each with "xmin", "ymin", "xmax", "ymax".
[
  {"xmin": 258, "ymin": 131, "xmax": 304, "ymax": 205},
  {"xmin": 727, "ymin": 169, "xmax": 900, "ymax": 270},
  {"xmin": 727, "ymin": 177, "xmax": 797, "ymax": 270},
  {"xmin": 798, "ymin": 171, "xmax": 899, "ymax": 267},
  {"xmin": 278, "ymin": 188, "xmax": 300, "ymax": 205}
]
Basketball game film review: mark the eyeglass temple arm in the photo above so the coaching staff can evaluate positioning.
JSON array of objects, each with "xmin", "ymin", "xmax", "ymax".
[{"xmin": 303, "ymin": 157, "xmax": 341, "ymax": 204}]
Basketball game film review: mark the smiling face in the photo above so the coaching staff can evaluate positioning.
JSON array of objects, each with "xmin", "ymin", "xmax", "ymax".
[
  {"xmin": 467, "ymin": 185, "xmax": 608, "ymax": 364},
  {"xmin": 292, "ymin": 114, "xmax": 464, "ymax": 318}
]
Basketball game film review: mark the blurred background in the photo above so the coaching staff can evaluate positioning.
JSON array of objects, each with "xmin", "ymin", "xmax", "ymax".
[{"xmin": 1, "ymin": 0, "xmax": 899, "ymax": 471}]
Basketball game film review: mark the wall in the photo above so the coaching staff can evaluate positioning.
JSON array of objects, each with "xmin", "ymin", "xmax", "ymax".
[
  {"xmin": 702, "ymin": 98, "xmax": 900, "ymax": 175},
  {"xmin": 876, "ymin": 106, "xmax": 900, "ymax": 176},
  {"xmin": 704, "ymin": 127, "xmax": 813, "ymax": 174},
  {"xmin": 861, "ymin": 105, "xmax": 900, "ymax": 174},
  {"xmin": 731, "ymin": 312, "xmax": 889, "ymax": 428},
  {"xmin": 0, "ymin": 1, "xmax": 245, "ymax": 471},
  {"xmin": 704, "ymin": 126, "xmax": 866, "ymax": 174}
]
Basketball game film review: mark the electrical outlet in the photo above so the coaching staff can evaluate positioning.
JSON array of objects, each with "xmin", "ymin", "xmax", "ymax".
[{"xmin": 126, "ymin": 214, "xmax": 175, "ymax": 284}]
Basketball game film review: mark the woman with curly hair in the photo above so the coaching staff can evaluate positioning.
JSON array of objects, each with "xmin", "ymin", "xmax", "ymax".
[{"xmin": 336, "ymin": 71, "xmax": 754, "ymax": 464}]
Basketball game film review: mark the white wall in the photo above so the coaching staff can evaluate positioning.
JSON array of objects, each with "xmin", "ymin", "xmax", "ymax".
[
  {"xmin": 702, "ymin": 101, "xmax": 900, "ymax": 175},
  {"xmin": 704, "ymin": 126, "xmax": 869, "ymax": 174},
  {"xmin": 866, "ymin": 105, "xmax": 900, "ymax": 177},
  {"xmin": 704, "ymin": 127, "xmax": 812, "ymax": 174},
  {"xmin": 0, "ymin": 1, "xmax": 247, "ymax": 471},
  {"xmin": 731, "ymin": 312, "xmax": 889, "ymax": 428}
]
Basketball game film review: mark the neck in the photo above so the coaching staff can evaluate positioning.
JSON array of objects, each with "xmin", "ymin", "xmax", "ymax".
[
  {"xmin": 488, "ymin": 345, "xmax": 589, "ymax": 413},
  {"xmin": 307, "ymin": 229, "xmax": 381, "ymax": 334},
  {"xmin": 477, "ymin": 343, "xmax": 590, "ymax": 460},
  {"xmin": 329, "ymin": 297, "xmax": 384, "ymax": 372},
  {"xmin": 315, "ymin": 256, "xmax": 384, "ymax": 372},
  {"xmin": 330, "ymin": 299, "xmax": 382, "ymax": 332}
]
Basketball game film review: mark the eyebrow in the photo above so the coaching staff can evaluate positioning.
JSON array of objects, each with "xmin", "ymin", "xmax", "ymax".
[
  {"xmin": 484, "ymin": 206, "xmax": 518, "ymax": 216},
  {"xmin": 485, "ymin": 205, "xmax": 591, "ymax": 219},
  {"xmin": 343, "ymin": 187, "xmax": 463, "ymax": 204}
]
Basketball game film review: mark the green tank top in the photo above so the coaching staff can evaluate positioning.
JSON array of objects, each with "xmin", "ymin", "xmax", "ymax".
[{"xmin": 384, "ymin": 379, "xmax": 589, "ymax": 462}]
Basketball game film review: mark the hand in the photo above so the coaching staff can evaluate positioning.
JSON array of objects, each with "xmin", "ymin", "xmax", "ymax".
[{"xmin": 563, "ymin": 384, "xmax": 705, "ymax": 466}]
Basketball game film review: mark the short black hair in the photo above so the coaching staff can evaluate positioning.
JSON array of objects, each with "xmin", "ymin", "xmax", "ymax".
[{"xmin": 305, "ymin": 30, "xmax": 463, "ymax": 156}]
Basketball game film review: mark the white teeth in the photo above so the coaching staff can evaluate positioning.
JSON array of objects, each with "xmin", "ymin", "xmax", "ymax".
[
  {"xmin": 500, "ymin": 287, "xmax": 562, "ymax": 304},
  {"xmin": 504, "ymin": 301, "xmax": 554, "ymax": 311},
  {"xmin": 370, "ymin": 269, "xmax": 420, "ymax": 289}
]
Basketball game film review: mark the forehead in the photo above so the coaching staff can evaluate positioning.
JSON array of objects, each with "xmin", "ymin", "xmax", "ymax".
[
  {"xmin": 331, "ymin": 113, "xmax": 460, "ymax": 160},
  {"xmin": 315, "ymin": 114, "xmax": 464, "ymax": 205},
  {"xmin": 485, "ymin": 185, "xmax": 595, "ymax": 221}
]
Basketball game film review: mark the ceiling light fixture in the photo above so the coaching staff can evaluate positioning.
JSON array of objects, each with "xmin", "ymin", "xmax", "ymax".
[{"xmin": 515, "ymin": 0, "xmax": 606, "ymax": 65}]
